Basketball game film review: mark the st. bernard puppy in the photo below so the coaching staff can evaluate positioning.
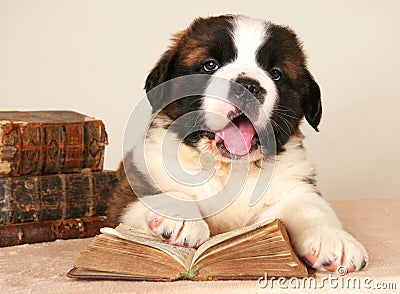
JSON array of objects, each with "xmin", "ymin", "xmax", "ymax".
[{"xmin": 107, "ymin": 15, "xmax": 368, "ymax": 273}]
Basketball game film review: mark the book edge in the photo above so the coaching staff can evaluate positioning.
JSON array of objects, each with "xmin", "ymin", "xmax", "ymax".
[
  {"xmin": 66, "ymin": 267, "xmax": 173, "ymax": 282},
  {"xmin": 67, "ymin": 266, "xmax": 311, "ymax": 282}
]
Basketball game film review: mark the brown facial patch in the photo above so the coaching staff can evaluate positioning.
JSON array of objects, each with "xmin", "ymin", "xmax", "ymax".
[
  {"xmin": 284, "ymin": 60, "xmax": 303, "ymax": 80},
  {"xmin": 181, "ymin": 45, "xmax": 208, "ymax": 67},
  {"xmin": 169, "ymin": 15, "xmax": 237, "ymax": 72},
  {"xmin": 171, "ymin": 28, "xmax": 207, "ymax": 67},
  {"xmin": 145, "ymin": 15, "xmax": 236, "ymax": 112}
]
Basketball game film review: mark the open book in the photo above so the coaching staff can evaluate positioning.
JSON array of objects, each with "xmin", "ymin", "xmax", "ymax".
[{"xmin": 67, "ymin": 219, "xmax": 310, "ymax": 281}]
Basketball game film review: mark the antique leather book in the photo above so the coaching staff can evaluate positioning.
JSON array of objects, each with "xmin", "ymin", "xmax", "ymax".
[
  {"xmin": 0, "ymin": 170, "xmax": 118, "ymax": 224},
  {"xmin": 0, "ymin": 111, "xmax": 108, "ymax": 176},
  {"xmin": 0, "ymin": 216, "xmax": 106, "ymax": 247},
  {"xmin": 67, "ymin": 219, "xmax": 310, "ymax": 281}
]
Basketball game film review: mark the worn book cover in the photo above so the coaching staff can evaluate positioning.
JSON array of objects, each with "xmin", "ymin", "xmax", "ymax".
[
  {"xmin": 67, "ymin": 219, "xmax": 310, "ymax": 281},
  {"xmin": 0, "ymin": 170, "xmax": 118, "ymax": 224},
  {"xmin": 0, "ymin": 111, "xmax": 108, "ymax": 176},
  {"xmin": 0, "ymin": 216, "xmax": 107, "ymax": 247}
]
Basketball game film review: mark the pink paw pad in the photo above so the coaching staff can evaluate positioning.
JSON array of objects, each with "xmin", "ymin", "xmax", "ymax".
[
  {"xmin": 303, "ymin": 250, "xmax": 316, "ymax": 266},
  {"xmin": 149, "ymin": 217, "xmax": 162, "ymax": 229},
  {"xmin": 346, "ymin": 262, "xmax": 356, "ymax": 273}
]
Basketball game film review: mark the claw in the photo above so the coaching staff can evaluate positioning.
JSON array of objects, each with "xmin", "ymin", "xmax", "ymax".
[
  {"xmin": 161, "ymin": 230, "xmax": 172, "ymax": 240},
  {"xmin": 360, "ymin": 258, "xmax": 367, "ymax": 270}
]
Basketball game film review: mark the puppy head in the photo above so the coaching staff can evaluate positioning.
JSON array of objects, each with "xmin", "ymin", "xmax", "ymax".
[{"xmin": 145, "ymin": 15, "xmax": 321, "ymax": 162}]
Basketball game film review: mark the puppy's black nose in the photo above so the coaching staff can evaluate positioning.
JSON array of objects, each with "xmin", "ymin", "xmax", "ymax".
[{"xmin": 232, "ymin": 77, "xmax": 261, "ymax": 98}]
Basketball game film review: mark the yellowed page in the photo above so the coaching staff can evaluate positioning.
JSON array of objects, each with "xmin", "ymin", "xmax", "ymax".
[
  {"xmin": 100, "ymin": 224, "xmax": 195, "ymax": 270},
  {"xmin": 191, "ymin": 218, "xmax": 276, "ymax": 267}
]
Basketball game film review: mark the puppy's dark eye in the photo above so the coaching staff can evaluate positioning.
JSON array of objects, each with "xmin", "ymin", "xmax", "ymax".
[
  {"xmin": 203, "ymin": 59, "xmax": 219, "ymax": 72},
  {"xmin": 271, "ymin": 68, "xmax": 282, "ymax": 81}
]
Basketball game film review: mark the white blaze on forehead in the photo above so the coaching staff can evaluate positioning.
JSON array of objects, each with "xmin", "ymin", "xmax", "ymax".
[
  {"xmin": 233, "ymin": 16, "xmax": 268, "ymax": 64},
  {"xmin": 203, "ymin": 16, "xmax": 278, "ymax": 131}
]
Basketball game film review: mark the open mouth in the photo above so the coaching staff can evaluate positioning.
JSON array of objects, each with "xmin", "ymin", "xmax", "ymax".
[{"xmin": 204, "ymin": 113, "xmax": 260, "ymax": 159}]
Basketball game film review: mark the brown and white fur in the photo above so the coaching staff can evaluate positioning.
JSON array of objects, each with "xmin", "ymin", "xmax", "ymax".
[{"xmin": 107, "ymin": 15, "xmax": 368, "ymax": 273}]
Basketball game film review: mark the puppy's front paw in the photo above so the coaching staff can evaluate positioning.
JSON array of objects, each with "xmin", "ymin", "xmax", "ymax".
[
  {"xmin": 147, "ymin": 212, "xmax": 210, "ymax": 248},
  {"xmin": 293, "ymin": 227, "xmax": 368, "ymax": 273}
]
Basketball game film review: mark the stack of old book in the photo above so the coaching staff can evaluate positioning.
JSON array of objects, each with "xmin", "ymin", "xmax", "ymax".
[{"xmin": 0, "ymin": 111, "xmax": 118, "ymax": 247}]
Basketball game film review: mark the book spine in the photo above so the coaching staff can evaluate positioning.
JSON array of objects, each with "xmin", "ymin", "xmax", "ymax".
[
  {"xmin": 83, "ymin": 121, "xmax": 108, "ymax": 171},
  {"xmin": 0, "ymin": 123, "xmax": 63, "ymax": 176},
  {"xmin": 0, "ymin": 177, "xmax": 12, "ymax": 224},
  {"xmin": 0, "ymin": 171, "xmax": 118, "ymax": 224},
  {"xmin": 0, "ymin": 122, "xmax": 20, "ymax": 176},
  {"xmin": 0, "ymin": 120, "xmax": 108, "ymax": 176},
  {"xmin": 0, "ymin": 216, "xmax": 106, "ymax": 247},
  {"xmin": 42, "ymin": 124, "xmax": 63, "ymax": 174},
  {"xmin": 62, "ymin": 123, "xmax": 84, "ymax": 173},
  {"xmin": 39, "ymin": 173, "xmax": 65, "ymax": 220}
]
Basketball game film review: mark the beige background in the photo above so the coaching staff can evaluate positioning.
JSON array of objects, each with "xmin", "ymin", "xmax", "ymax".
[{"xmin": 0, "ymin": 0, "xmax": 399, "ymax": 200}]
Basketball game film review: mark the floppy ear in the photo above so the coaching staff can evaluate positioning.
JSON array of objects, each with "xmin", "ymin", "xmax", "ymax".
[
  {"xmin": 303, "ymin": 73, "xmax": 322, "ymax": 132},
  {"xmin": 144, "ymin": 47, "xmax": 177, "ymax": 112}
]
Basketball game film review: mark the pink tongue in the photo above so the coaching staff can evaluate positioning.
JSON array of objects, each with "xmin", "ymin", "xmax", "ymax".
[{"xmin": 215, "ymin": 118, "xmax": 256, "ymax": 156}]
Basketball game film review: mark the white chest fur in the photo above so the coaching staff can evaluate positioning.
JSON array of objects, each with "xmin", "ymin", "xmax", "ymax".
[{"xmin": 131, "ymin": 124, "xmax": 316, "ymax": 235}]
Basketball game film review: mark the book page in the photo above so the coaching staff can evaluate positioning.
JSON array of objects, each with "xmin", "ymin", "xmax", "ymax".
[
  {"xmin": 100, "ymin": 225, "xmax": 195, "ymax": 270},
  {"xmin": 191, "ymin": 218, "xmax": 276, "ymax": 267}
]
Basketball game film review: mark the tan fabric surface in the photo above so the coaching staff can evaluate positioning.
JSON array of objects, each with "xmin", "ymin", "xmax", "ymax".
[{"xmin": 1, "ymin": 199, "xmax": 399, "ymax": 294}]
